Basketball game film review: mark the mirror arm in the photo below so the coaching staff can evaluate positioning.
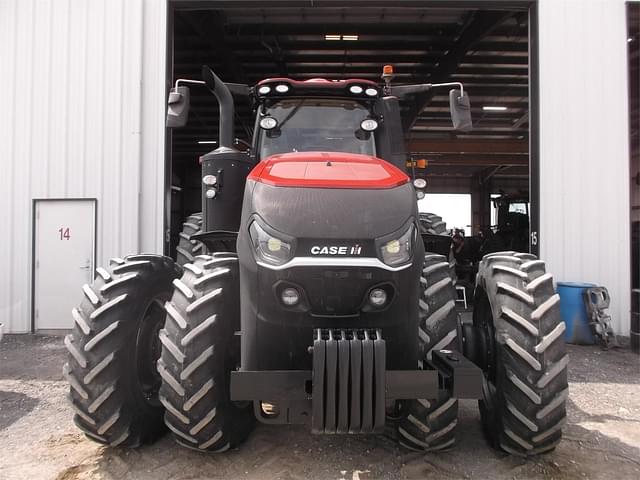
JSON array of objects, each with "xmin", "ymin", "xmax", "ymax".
[
  {"xmin": 174, "ymin": 79, "xmax": 249, "ymax": 97},
  {"xmin": 174, "ymin": 79, "xmax": 206, "ymax": 89},
  {"xmin": 389, "ymin": 82, "xmax": 464, "ymax": 98},
  {"xmin": 430, "ymin": 82, "xmax": 465, "ymax": 97}
]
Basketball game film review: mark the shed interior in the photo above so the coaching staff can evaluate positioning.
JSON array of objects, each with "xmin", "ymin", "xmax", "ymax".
[{"xmin": 167, "ymin": 3, "xmax": 532, "ymax": 253}]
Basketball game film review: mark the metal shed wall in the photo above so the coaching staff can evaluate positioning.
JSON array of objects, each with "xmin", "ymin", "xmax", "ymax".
[
  {"xmin": 538, "ymin": 0, "xmax": 632, "ymax": 334},
  {"xmin": 0, "ymin": 0, "xmax": 167, "ymax": 333}
]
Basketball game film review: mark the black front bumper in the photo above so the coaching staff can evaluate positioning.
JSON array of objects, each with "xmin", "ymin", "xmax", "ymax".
[{"xmin": 230, "ymin": 328, "xmax": 483, "ymax": 434}]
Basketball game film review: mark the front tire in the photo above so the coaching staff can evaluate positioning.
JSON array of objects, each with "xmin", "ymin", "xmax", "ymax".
[
  {"xmin": 473, "ymin": 252, "xmax": 568, "ymax": 456},
  {"xmin": 64, "ymin": 254, "xmax": 181, "ymax": 447},
  {"xmin": 159, "ymin": 253, "xmax": 255, "ymax": 452},
  {"xmin": 395, "ymin": 253, "xmax": 459, "ymax": 451}
]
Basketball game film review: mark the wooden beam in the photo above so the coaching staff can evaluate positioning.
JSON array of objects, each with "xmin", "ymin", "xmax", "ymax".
[
  {"xmin": 407, "ymin": 139, "xmax": 528, "ymax": 154},
  {"xmin": 425, "ymin": 164, "xmax": 529, "ymax": 175},
  {"xmin": 417, "ymin": 155, "xmax": 528, "ymax": 167}
]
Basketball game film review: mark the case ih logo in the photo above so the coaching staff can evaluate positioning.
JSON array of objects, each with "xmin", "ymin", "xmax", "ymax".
[{"xmin": 310, "ymin": 245, "xmax": 363, "ymax": 256}]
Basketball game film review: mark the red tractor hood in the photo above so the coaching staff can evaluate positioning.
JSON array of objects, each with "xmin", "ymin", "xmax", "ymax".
[{"xmin": 247, "ymin": 152, "xmax": 409, "ymax": 189}]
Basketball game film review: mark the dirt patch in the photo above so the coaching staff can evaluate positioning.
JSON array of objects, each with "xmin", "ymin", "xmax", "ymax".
[
  {"xmin": 1, "ymin": 334, "xmax": 66, "ymax": 381},
  {"xmin": 1, "ymin": 336, "xmax": 639, "ymax": 480},
  {"xmin": 0, "ymin": 391, "xmax": 39, "ymax": 430}
]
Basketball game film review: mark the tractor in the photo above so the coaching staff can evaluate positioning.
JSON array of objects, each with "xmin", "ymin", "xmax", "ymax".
[
  {"xmin": 63, "ymin": 65, "xmax": 568, "ymax": 456},
  {"xmin": 489, "ymin": 192, "xmax": 530, "ymax": 254}
]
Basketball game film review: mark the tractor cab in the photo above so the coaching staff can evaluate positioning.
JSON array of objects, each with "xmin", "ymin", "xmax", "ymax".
[
  {"xmin": 250, "ymin": 77, "xmax": 405, "ymax": 170},
  {"xmin": 491, "ymin": 192, "xmax": 530, "ymax": 253}
]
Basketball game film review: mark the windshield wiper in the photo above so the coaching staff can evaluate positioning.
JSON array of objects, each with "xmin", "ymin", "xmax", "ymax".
[{"xmin": 277, "ymin": 100, "xmax": 305, "ymax": 130}]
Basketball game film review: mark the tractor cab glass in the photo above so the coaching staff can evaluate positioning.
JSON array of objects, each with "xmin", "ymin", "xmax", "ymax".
[
  {"xmin": 257, "ymin": 99, "xmax": 376, "ymax": 159},
  {"xmin": 507, "ymin": 201, "xmax": 529, "ymax": 216}
]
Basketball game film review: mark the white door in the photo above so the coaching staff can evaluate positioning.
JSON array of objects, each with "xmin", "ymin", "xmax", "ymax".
[{"xmin": 34, "ymin": 199, "xmax": 96, "ymax": 330}]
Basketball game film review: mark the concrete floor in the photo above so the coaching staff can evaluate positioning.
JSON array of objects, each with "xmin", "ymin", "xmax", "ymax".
[{"xmin": 1, "ymin": 335, "xmax": 639, "ymax": 480}]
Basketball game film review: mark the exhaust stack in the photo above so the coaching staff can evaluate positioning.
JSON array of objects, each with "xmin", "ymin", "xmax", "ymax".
[{"xmin": 202, "ymin": 66, "xmax": 235, "ymax": 149}]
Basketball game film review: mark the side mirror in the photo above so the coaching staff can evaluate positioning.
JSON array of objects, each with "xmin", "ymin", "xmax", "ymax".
[
  {"xmin": 166, "ymin": 86, "xmax": 190, "ymax": 127},
  {"xmin": 449, "ymin": 89, "xmax": 472, "ymax": 132}
]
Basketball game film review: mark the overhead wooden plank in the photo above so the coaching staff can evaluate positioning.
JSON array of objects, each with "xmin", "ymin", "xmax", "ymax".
[{"xmin": 407, "ymin": 139, "xmax": 528, "ymax": 154}]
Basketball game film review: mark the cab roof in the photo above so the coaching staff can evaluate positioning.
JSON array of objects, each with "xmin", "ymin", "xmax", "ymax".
[{"xmin": 254, "ymin": 77, "xmax": 381, "ymax": 100}]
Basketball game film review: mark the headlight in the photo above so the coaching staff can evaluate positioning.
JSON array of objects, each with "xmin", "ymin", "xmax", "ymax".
[
  {"xmin": 360, "ymin": 118, "xmax": 379, "ymax": 132},
  {"xmin": 260, "ymin": 117, "xmax": 278, "ymax": 130},
  {"xmin": 249, "ymin": 221, "xmax": 293, "ymax": 266},
  {"xmin": 378, "ymin": 224, "xmax": 414, "ymax": 266},
  {"xmin": 413, "ymin": 178, "xmax": 427, "ymax": 189},
  {"xmin": 203, "ymin": 174, "xmax": 217, "ymax": 186}
]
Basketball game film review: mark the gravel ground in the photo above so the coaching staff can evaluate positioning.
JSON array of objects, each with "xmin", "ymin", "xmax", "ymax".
[{"xmin": 1, "ymin": 334, "xmax": 639, "ymax": 480}]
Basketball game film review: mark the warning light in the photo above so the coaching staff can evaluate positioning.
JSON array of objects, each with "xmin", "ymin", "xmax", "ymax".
[
  {"xmin": 382, "ymin": 65, "xmax": 394, "ymax": 88},
  {"xmin": 406, "ymin": 159, "xmax": 429, "ymax": 169}
]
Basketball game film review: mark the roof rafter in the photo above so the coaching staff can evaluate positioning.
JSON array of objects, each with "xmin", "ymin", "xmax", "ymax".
[
  {"xmin": 178, "ymin": 10, "xmax": 249, "ymax": 84},
  {"xmin": 401, "ymin": 10, "xmax": 515, "ymax": 131}
]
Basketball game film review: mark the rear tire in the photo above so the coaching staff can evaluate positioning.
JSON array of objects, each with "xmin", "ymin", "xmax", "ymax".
[
  {"xmin": 395, "ymin": 253, "xmax": 459, "ymax": 451},
  {"xmin": 473, "ymin": 251, "xmax": 568, "ymax": 456},
  {"xmin": 419, "ymin": 213, "xmax": 447, "ymax": 235},
  {"xmin": 176, "ymin": 213, "xmax": 204, "ymax": 266},
  {"xmin": 64, "ymin": 254, "xmax": 181, "ymax": 447},
  {"xmin": 159, "ymin": 253, "xmax": 255, "ymax": 452}
]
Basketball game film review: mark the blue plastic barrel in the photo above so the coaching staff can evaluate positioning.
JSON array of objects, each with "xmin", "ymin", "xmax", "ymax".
[{"xmin": 556, "ymin": 282, "xmax": 596, "ymax": 345}]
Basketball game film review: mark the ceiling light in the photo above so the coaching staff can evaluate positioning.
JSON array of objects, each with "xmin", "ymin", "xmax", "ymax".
[
  {"xmin": 325, "ymin": 34, "xmax": 358, "ymax": 41},
  {"xmin": 482, "ymin": 106, "xmax": 508, "ymax": 111},
  {"xmin": 197, "ymin": 140, "xmax": 217, "ymax": 144}
]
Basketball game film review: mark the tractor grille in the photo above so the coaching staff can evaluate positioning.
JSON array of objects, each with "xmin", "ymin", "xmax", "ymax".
[{"xmin": 303, "ymin": 268, "xmax": 377, "ymax": 315}]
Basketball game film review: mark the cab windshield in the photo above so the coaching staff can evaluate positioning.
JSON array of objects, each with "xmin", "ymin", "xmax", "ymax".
[{"xmin": 258, "ymin": 99, "xmax": 376, "ymax": 159}]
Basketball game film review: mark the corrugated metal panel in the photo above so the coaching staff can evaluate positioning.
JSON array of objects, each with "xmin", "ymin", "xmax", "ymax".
[
  {"xmin": 539, "ymin": 0, "xmax": 631, "ymax": 334},
  {"xmin": 140, "ymin": 0, "xmax": 168, "ymax": 253},
  {"xmin": 0, "ymin": 0, "xmax": 166, "ymax": 333}
]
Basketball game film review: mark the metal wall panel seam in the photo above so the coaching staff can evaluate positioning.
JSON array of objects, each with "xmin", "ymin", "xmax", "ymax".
[{"xmin": 132, "ymin": 0, "xmax": 144, "ymax": 254}]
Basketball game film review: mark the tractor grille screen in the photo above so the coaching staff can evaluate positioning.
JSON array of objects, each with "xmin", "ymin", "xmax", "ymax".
[{"xmin": 303, "ymin": 267, "xmax": 377, "ymax": 315}]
